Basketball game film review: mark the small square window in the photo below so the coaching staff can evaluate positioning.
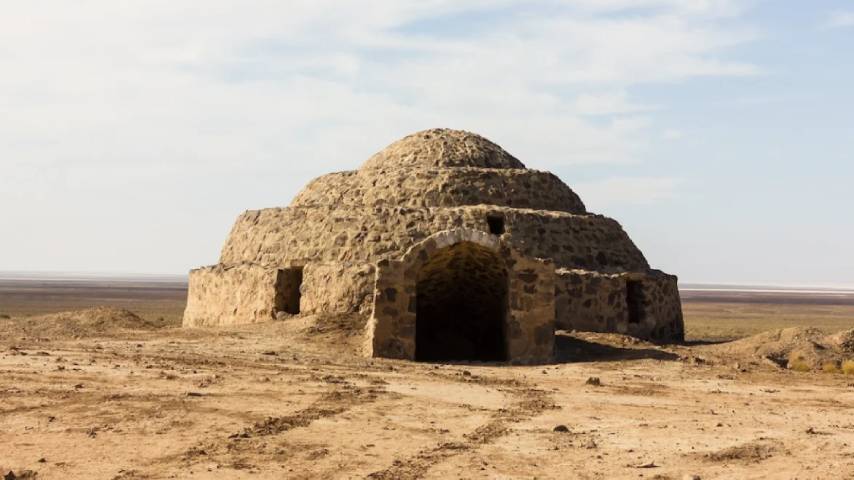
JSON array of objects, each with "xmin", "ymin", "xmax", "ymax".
[{"xmin": 487, "ymin": 214, "xmax": 505, "ymax": 235}]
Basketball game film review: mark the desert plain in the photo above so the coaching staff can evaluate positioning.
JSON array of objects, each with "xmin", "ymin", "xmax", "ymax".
[{"xmin": 2, "ymin": 276, "xmax": 854, "ymax": 479}]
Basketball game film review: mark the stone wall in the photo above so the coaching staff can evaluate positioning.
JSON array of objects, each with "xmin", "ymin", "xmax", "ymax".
[
  {"xmin": 555, "ymin": 270, "xmax": 627, "ymax": 334},
  {"xmin": 183, "ymin": 264, "xmax": 279, "ymax": 327},
  {"xmin": 291, "ymin": 168, "xmax": 586, "ymax": 214},
  {"xmin": 366, "ymin": 258, "xmax": 412, "ymax": 359},
  {"xmin": 184, "ymin": 261, "xmax": 380, "ymax": 326},
  {"xmin": 554, "ymin": 269, "xmax": 684, "ymax": 342},
  {"xmin": 361, "ymin": 128, "xmax": 525, "ymax": 170},
  {"xmin": 367, "ymin": 229, "xmax": 555, "ymax": 363},
  {"xmin": 627, "ymin": 271, "xmax": 684, "ymax": 341},
  {"xmin": 301, "ymin": 262, "xmax": 376, "ymax": 315},
  {"xmin": 505, "ymin": 254, "xmax": 556, "ymax": 364},
  {"xmin": 219, "ymin": 205, "xmax": 648, "ymax": 273}
]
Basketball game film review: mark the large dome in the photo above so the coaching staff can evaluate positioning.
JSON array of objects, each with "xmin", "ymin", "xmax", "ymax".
[
  {"xmin": 223, "ymin": 128, "xmax": 641, "ymax": 269},
  {"xmin": 361, "ymin": 128, "xmax": 526, "ymax": 171},
  {"xmin": 293, "ymin": 129, "xmax": 585, "ymax": 214}
]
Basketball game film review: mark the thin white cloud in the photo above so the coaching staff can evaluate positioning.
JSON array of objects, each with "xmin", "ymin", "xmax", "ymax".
[
  {"xmin": 574, "ymin": 91, "xmax": 656, "ymax": 116},
  {"xmin": 0, "ymin": 2, "xmax": 760, "ymax": 172},
  {"xmin": 662, "ymin": 129, "xmax": 684, "ymax": 140},
  {"xmin": 573, "ymin": 177, "xmax": 682, "ymax": 209},
  {"xmin": 565, "ymin": 0, "xmax": 746, "ymax": 17},
  {"xmin": 0, "ymin": 1, "xmax": 758, "ymax": 272},
  {"xmin": 825, "ymin": 11, "xmax": 854, "ymax": 29}
]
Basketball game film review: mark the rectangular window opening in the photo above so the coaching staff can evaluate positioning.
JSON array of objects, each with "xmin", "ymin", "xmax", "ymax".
[
  {"xmin": 275, "ymin": 267, "xmax": 304, "ymax": 315},
  {"xmin": 626, "ymin": 280, "xmax": 644, "ymax": 324},
  {"xmin": 487, "ymin": 214, "xmax": 505, "ymax": 235}
]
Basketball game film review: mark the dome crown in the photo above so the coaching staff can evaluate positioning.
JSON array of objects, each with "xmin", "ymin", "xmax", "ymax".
[{"xmin": 361, "ymin": 128, "xmax": 526, "ymax": 171}]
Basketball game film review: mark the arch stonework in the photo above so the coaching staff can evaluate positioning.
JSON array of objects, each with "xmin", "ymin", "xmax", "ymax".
[{"xmin": 366, "ymin": 228, "xmax": 555, "ymax": 364}]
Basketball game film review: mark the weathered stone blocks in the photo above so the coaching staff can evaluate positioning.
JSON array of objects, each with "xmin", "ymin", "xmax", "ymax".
[
  {"xmin": 183, "ymin": 264, "xmax": 279, "ymax": 327},
  {"xmin": 301, "ymin": 263, "xmax": 375, "ymax": 315},
  {"xmin": 368, "ymin": 229, "xmax": 555, "ymax": 363},
  {"xmin": 184, "ymin": 128, "xmax": 684, "ymax": 360},
  {"xmin": 555, "ymin": 269, "xmax": 683, "ymax": 342}
]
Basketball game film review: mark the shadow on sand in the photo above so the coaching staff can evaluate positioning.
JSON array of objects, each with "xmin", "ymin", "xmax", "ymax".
[
  {"xmin": 680, "ymin": 339, "xmax": 730, "ymax": 347},
  {"xmin": 553, "ymin": 333, "xmax": 680, "ymax": 363}
]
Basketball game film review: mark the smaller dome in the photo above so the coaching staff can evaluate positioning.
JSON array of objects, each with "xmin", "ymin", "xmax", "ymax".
[{"xmin": 361, "ymin": 128, "xmax": 526, "ymax": 171}]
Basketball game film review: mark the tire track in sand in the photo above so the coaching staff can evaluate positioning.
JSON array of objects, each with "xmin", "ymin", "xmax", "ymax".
[
  {"xmin": 367, "ymin": 374, "xmax": 557, "ymax": 480},
  {"xmin": 161, "ymin": 378, "xmax": 390, "ymax": 474}
]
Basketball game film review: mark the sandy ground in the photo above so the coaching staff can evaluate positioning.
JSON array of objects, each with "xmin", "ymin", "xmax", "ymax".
[
  {"xmin": 3, "ymin": 278, "xmax": 854, "ymax": 479},
  {"xmin": 3, "ymin": 310, "xmax": 854, "ymax": 480}
]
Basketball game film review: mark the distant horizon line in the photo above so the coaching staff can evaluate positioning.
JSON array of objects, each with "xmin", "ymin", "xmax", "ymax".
[{"xmin": 1, "ymin": 270, "xmax": 852, "ymax": 291}]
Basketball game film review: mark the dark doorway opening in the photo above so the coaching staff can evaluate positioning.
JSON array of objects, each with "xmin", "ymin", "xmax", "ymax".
[
  {"xmin": 415, "ymin": 242, "xmax": 508, "ymax": 362},
  {"xmin": 275, "ymin": 267, "xmax": 304, "ymax": 315},
  {"xmin": 487, "ymin": 214, "xmax": 505, "ymax": 235},
  {"xmin": 626, "ymin": 280, "xmax": 645, "ymax": 324}
]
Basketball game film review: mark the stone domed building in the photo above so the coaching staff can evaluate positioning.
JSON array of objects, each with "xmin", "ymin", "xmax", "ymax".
[{"xmin": 183, "ymin": 129, "xmax": 683, "ymax": 363}]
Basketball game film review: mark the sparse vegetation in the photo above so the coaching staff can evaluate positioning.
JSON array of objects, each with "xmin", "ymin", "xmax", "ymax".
[
  {"xmin": 821, "ymin": 362, "xmax": 839, "ymax": 374},
  {"xmin": 789, "ymin": 357, "xmax": 812, "ymax": 372},
  {"xmin": 842, "ymin": 360, "xmax": 854, "ymax": 375}
]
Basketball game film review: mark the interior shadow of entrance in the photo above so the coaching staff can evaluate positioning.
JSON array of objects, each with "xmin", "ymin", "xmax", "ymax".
[{"xmin": 415, "ymin": 242, "xmax": 508, "ymax": 362}]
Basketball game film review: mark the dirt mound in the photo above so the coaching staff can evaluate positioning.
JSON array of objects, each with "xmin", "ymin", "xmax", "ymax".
[
  {"xmin": 826, "ymin": 329, "xmax": 854, "ymax": 351},
  {"xmin": 0, "ymin": 307, "xmax": 161, "ymax": 339},
  {"xmin": 702, "ymin": 439, "xmax": 784, "ymax": 464},
  {"xmin": 700, "ymin": 327, "xmax": 854, "ymax": 371}
]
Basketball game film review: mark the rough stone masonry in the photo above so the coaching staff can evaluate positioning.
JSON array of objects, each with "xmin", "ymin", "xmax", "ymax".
[{"xmin": 183, "ymin": 128, "xmax": 683, "ymax": 363}]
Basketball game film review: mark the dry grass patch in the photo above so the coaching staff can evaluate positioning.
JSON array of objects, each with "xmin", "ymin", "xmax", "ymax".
[
  {"xmin": 821, "ymin": 362, "xmax": 840, "ymax": 374},
  {"xmin": 788, "ymin": 357, "xmax": 812, "ymax": 372},
  {"xmin": 842, "ymin": 360, "xmax": 854, "ymax": 375}
]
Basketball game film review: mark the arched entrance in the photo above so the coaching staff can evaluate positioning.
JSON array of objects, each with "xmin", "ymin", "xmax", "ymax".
[
  {"xmin": 369, "ymin": 228, "xmax": 556, "ymax": 363},
  {"xmin": 415, "ymin": 242, "xmax": 508, "ymax": 362}
]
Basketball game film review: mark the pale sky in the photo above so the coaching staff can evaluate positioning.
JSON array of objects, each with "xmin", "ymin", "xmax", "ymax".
[{"xmin": 1, "ymin": 1, "xmax": 852, "ymax": 287}]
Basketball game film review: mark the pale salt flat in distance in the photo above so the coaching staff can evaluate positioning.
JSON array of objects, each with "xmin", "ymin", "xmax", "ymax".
[
  {"xmin": 0, "ymin": 271, "xmax": 187, "ymax": 283},
  {"xmin": 680, "ymin": 284, "xmax": 854, "ymax": 295}
]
